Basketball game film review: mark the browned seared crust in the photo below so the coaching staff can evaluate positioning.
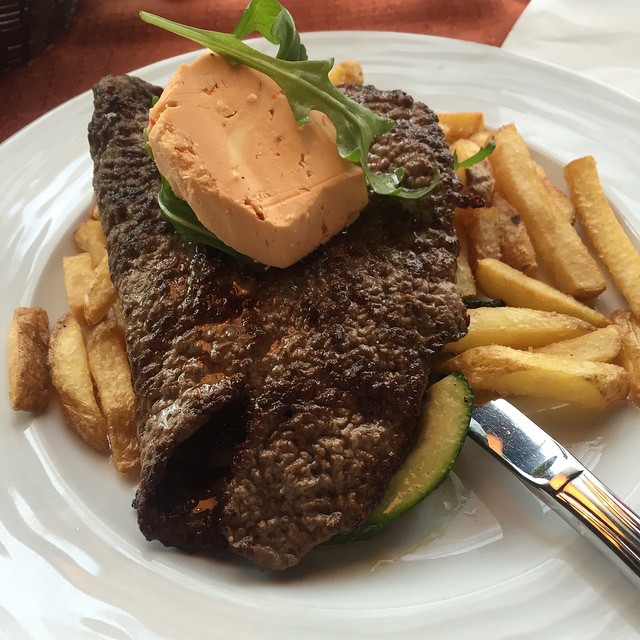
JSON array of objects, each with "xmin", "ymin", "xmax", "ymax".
[{"xmin": 88, "ymin": 74, "xmax": 467, "ymax": 570}]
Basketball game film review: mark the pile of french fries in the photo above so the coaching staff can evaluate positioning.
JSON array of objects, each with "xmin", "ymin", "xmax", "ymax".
[
  {"xmin": 8, "ymin": 206, "xmax": 139, "ymax": 474},
  {"xmin": 8, "ymin": 61, "xmax": 640, "ymax": 477},
  {"xmin": 438, "ymin": 112, "xmax": 640, "ymax": 410}
]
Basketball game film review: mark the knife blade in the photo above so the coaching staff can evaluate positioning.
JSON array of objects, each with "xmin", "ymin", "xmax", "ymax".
[{"xmin": 469, "ymin": 399, "xmax": 640, "ymax": 587}]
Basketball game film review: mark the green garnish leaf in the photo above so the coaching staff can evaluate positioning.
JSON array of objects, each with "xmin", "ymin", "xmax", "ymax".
[
  {"xmin": 453, "ymin": 139, "xmax": 496, "ymax": 170},
  {"xmin": 158, "ymin": 178, "xmax": 255, "ymax": 264},
  {"xmin": 233, "ymin": 0, "xmax": 307, "ymax": 62},
  {"xmin": 462, "ymin": 296, "xmax": 506, "ymax": 309},
  {"xmin": 364, "ymin": 165, "xmax": 441, "ymax": 199},
  {"xmin": 139, "ymin": 8, "xmax": 437, "ymax": 199}
]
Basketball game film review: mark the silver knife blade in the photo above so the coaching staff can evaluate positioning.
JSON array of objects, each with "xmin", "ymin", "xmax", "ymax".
[{"xmin": 469, "ymin": 399, "xmax": 640, "ymax": 587}]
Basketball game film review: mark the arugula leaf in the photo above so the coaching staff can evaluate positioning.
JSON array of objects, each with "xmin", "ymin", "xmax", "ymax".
[
  {"xmin": 365, "ymin": 165, "xmax": 441, "ymax": 200},
  {"xmin": 139, "ymin": 10, "xmax": 438, "ymax": 199},
  {"xmin": 139, "ymin": 13, "xmax": 385, "ymax": 166},
  {"xmin": 158, "ymin": 178, "xmax": 255, "ymax": 264},
  {"xmin": 453, "ymin": 139, "xmax": 496, "ymax": 170},
  {"xmin": 233, "ymin": 0, "xmax": 307, "ymax": 62}
]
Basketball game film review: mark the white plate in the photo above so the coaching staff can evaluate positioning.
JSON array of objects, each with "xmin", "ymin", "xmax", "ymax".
[{"xmin": 2, "ymin": 31, "xmax": 640, "ymax": 640}]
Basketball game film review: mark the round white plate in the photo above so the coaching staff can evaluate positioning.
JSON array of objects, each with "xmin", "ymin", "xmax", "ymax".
[{"xmin": 2, "ymin": 31, "xmax": 640, "ymax": 640}]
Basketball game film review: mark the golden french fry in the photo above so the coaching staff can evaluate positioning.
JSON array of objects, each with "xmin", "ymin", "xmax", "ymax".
[
  {"xmin": 8, "ymin": 307, "xmax": 50, "ymax": 412},
  {"xmin": 438, "ymin": 112, "xmax": 485, "ymax": 144},
  {"xmin": 450, "ymin": 138, "xmax": 494, "ymax": 203},
  {"xmin": 49, "ymin": 313, "xmax": 109, "ymax": 453},
  {"xmin": 611, "ymin": 310, "xmax": 640, "ymax": 398},
  {"xmin": 454, "ymin": 214, "xmax": 476, "ymax": 298},
  {"xmin": 490, "ymin": 124, "xmax": 606, "ymax": 299},
  {"xmin": 534, "ymin": 163, "xmax": 576, "ymax": 225},
  {"xmin": 63, "ymin": 253, "xmax": 93, "ymax": 325},
  {"xmin": 328, "ymin": 60, "xmax": 363, "ymax": 85},
  {"xmin": 73, "ymin": 219, "xmax": 107, "ymax": 267},
  {"xmin": 457, "ymin": 207, "xmax": 501, "ymax": 272},
  {"xmin": 565, "ymin": 156, "xmax": 640, "ymax": 318},
  {"xmin": 476, "ymin": 258, "xmax": 610, "ymax": 328},
  {"xmin": 84, "ymin": 254, "xmax": 117, "ymax": 326},
  {"xmin": 451, "ymin": 138, "xmax": 477, "ymax": 184},
  {"xmin": 87, "ymin": 321, "xmax": 139, "ymax": 474},
  {"xmin": 446, "ymin": 306, "xmax": 594, "ymax": 353},
  {"xmin": 533, "ymin": 325, "xmax": 621, "ymax": 362},
  {"xmin": 469, "ymin": 130, "xmax": 493, "ymax": 148},
  {"xmin": 471, "ymin": 390, "xmax": 500, "ymax": 406},
  {"xmin": 91, "ymin": 204, "xmax": 100, "ymax": 220},
  {"xmin": 465, "ymin": 159, "xmax": 494, "ymax": 205},
  {"xmin": 438, "ymin": 122, "xmax": 451, "ymax": 140},
  {"xmin": 491, "ymin": 193, "xmax": 537, "ymax": 277},
  {"xmin": 443, "ymin": 345, "xmax": 629, "ymax": 409}
]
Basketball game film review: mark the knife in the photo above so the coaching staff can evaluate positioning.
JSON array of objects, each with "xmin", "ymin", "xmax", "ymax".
[{"xmin": 469, "ymin": 399, "xmax": 640, "ymax": 587}]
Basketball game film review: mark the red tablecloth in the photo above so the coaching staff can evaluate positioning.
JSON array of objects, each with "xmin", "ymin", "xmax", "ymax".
[{"xmin": 0, "ymin": 0, "xmax": 528, "ymax": 142}]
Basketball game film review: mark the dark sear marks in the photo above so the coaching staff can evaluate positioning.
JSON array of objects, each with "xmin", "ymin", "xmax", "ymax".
[{"xmin": 88, "ymin": 75, "xmax": 468, "ymax": 571}]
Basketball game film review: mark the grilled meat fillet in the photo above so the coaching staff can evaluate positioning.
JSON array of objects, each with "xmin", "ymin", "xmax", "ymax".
[{"xmin": 88, "ymin": 74, "xmax": 468, "ymax": 570}]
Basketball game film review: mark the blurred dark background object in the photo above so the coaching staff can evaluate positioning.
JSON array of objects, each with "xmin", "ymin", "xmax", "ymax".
[
  {"xmin": 0, "ymin": 0, "xmax": 529, "ymax": 143},
  {"xmin": 1, "ymin": 0, "xmax": 81, "ymax": 71}
]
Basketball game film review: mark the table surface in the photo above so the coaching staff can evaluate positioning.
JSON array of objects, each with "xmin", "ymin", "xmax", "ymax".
[{"xmin": 0, "ymin": 0, "xmax": 528, "ymax": 143}]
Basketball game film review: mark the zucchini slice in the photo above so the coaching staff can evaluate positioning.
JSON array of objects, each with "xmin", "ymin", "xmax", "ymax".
[{"xmin": 330, "ymin": 372, "xmax": 473, "ymax": 543}]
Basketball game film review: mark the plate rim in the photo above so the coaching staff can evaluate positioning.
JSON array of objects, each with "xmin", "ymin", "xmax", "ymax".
[
  {"xmin": 3, "ymin": 30, "xmax": 640, "ymax": 152},
  {"xmin": 2, "ymin": 30, "xmax": 640, "ymax": 640}
]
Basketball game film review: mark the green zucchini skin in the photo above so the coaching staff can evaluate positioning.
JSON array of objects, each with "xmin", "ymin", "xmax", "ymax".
[
  {"xmin": 463, "ymin": 296, "xmax": 506, "ymax": 308},
  {"xmin": 329, "ymin": 372, "xmax": 473, "ymax": 545}
]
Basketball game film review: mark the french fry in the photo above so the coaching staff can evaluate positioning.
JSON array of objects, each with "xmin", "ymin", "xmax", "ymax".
[
  {"xmin": 534, "ymin": 163, "xmax": 576, "ymax": 225},
  {"xmin": 492, "ymin": 193, "xmax": 537, "ymax": 277},
  {"xmin": 469, "ymin": 130, "xmax": 493, "ymax": 148},
  {"xmin": 465, "ymin": 159, "xmax": 494, "ymax": 204},
  {"xmin": 533, "ymin": 325, "xmax": 621, "ymax": 363},
  {"xmin": 611, "ymin": 310, "xmax": 640, "ymax": 398},
  {"xmin": 8, "ymin": 307, "xmax": 50, "ymax": 412},
  {"xmin": 476, "ymin": 258, "xmax": 610, "ymax": 328},
  {"xmin": 565, "ymin": 156, "xmax": 640, "ymax": 318},
  {"xmin": 87, "ymin": 321, "xmax": 139, "ymax": 474},
  {"xmin": 90, "ymin": 203, "xmax": 100, "ymax": 220},
  {"xmin": 73, "ymin": 219, "xmax": 107, "ymax": 267},
  {"xmin": 443, "ymin": 345, "xmax": 629, "ymax": 409},
  {"xmin": 328, "ymin": 60, "xmax": 363, "ymax": 85},
  {"xmin": 458, "ymin": 207, "xmax": 501, "ymax": 271},
  {"xmin": 63, "ymin": 253, "xmax": 93, "ymax": 325},
  {"xmin": 454, "ymin": 213, "xmax": 476, "ymax": 297},
  {"xmin": 446, "ymin": 306, "xmax": 594, "ymax": 353},
  {"xmin": 451, "ymin": 138, "xmax": 478, "ymax": 184},
  {"xmin": 450, "ymin": 138, "xmax": 494, "ymax": 203},
  {"xmin": 49, "ymin": 313, "xmax": 109, "ymax": 453},
  {"xmin": 438, "ymin": 112, "xmax": 485, "ymax": 144},
  {"xmin": 490, "ymin": 124, "xmax": 606, "ymax": 299},
  {"xmin": 84, "ymin": 254, "xmax": 117, "ymax": 326}
]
